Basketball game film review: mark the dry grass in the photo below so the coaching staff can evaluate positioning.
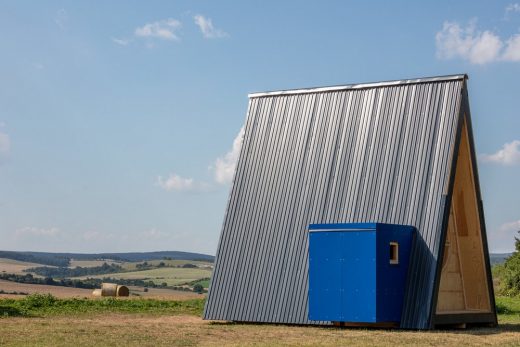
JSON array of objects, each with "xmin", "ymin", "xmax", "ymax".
[
  {"xmin": 0, "ymin": 314, "xmax": 518, "ymax": 347},
  {"xmin": 0, "ymin": 258, "xmax": 45, "ymax": 275},
  {"xmin": 0, "ymin": 295, "xmax": 518, "ymax": 346},
  {"xmin": 0, "ymin": 280, "xmax": 204, "ymax": 300},
  {"xmin": 0, "ymin": 280, "xmax": 93, "ymax": 298},
  {"xmin": 127, "ymin": 286, "xmax": 204, "ymax": 300}
]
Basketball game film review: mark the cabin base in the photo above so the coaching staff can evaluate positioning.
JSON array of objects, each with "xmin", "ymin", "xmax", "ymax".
[
  {"xmin": 433, "ymin": 312, "xmax": 497, "ymax": 329},
  {"xmin": 333, "ymin": 321, "xmax": 399, "ymax": 328}
]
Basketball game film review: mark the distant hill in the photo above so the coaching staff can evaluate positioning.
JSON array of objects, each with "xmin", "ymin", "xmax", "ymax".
[
  {"xmin": 490, "ymin": 253, "xmax": 512, "ymax": 266},
  {"xmin": 0, "ymin": 251, "xmax": 70, "ymax": 267},
  {"xmin": 0, "ymin": 250, "xmax": 214, "ymax": 267}
]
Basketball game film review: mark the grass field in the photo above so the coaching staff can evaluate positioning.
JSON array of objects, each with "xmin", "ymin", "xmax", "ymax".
[
  {"xmin": 73, "ymin": 267, "xmax": 212, "ymax": 286},
  {"xmin": 69, "ymin": 259, "xmax": 122, "ymax": 268},
  {"xmin": 0, "ymin": 258, "xmax": 48, "ymax": 275},
  {"xmin": 0, "ymin": 294, "xmax": 519, "ymax": 346},
  {"xmin": 0, "ymin": 258, "xmax": 213, "ymax": 290},
  {"xmin": 0, "ymin": 280, "xmax": 203, "ymax": 300},
  {"xmin": 121, "ymin": 259, "xmax": 213, "ymax": 271}
]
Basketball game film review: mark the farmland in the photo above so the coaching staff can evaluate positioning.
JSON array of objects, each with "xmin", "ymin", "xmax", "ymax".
[
  {"xmin": 1, "ymin": 253, "xmax": 519, "ymax": 346},
  {"xmin": 0, "ymin": 280, "xmax": 203, "ymax": 300},
  {"xmin": 69, "ymin": 259, "xmax": 122, "ymax": 268},
  {"xmin": 0, "ymin": 252, "xmax": 213, "ymax": 296},
  {"xmin": 0, "ymin": 258, "xmax": 47, "ymax": 275},
  {"xmin": 72, "ymin": 267, "xmax": 212, "ymax": 287}
]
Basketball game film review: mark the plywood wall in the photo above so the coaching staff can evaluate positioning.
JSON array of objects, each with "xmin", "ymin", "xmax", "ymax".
[{"xmin": 436, "ymin": 118, "xmax": 491, "ymax": 314}]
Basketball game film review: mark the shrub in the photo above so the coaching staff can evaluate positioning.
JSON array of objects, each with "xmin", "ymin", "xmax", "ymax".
[
  {"xmin": 501, "ymin": 231, "xmax": 520, "ymax": 296},
  {"xmin": 21, "ymin": 294, "xmax": 58, "ymax": 309}
]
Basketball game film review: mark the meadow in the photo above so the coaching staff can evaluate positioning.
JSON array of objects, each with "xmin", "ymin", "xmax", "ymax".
[
  {"xmin": 2, "ymin": 255, "xmax": 519, "ymax": 346},
  {"xmin": 0, "ymin": 255, "xmax": 213, "ymax": 294},
  {"xmin": 0, "ymin": 294, "xmax": 519, "ymax": 346},
  {"xmin": 72, "ymin": 266, "xmax": 212, "ymax": 287}
]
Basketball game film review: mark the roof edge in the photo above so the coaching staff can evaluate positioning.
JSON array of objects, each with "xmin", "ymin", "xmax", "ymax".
[{"xmin": 248, "ymin": 74, "xmax": 467, "ymax": 98}]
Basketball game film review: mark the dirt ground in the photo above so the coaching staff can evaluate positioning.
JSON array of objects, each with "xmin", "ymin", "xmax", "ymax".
[
  {"xmin": 0, "ymin": 280, "xmax": 204, "ymax": 300},
  {"xmin": 0, "ymin": 314, "xmax": 519, "ymax": 347}
]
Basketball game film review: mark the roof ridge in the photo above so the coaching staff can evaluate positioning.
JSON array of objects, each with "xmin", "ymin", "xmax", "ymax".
[{"xmin": 248, "ymin": 74, "xmax": 467, "ymax": 98}]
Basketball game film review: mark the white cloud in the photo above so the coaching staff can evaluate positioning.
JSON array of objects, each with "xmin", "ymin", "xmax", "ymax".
[
  {"xmin": 503, "ymin": 34, "xmax": 520, "ymax": 61},
  {"xmin": 213, "ymin": 127, "xmax": 244, "ymax": 184},
  {"xmin": 156, "ymin": 127, "xmax": 244, "ymax": 191},
  {"xmin": 0, "ymin": 129, "xmax": 10, "ymax": 155},
  {"xmin": 112, "ymin": 37, "xmax": 131, "ymax": 46},
  {"xmin": 499, "ymin": 220, "xmax": 520, "ymax": 233},
  {"xmin": 436, "ymin": 21, "xmax": 502, "ymax": 64},
  {"xmin": 490, "ymin": 220, "xmax": 520, "ymax": 252},
  {"xmin": 506, "ymin": 3, "xmax": 520, "ymax": 14},
  {"xmin": 157, "ymin": 173, "xmax": 206, "ymax": 192},
  {"xmin": 54, "ymin": 9, "xmax": 68, "ymax": 30},
  {"xmin": 135, "ymin": 19, "xmax": 182, "ymax": 41},
  {"xmin": 15, "ymin": 227, "xmax": 60, "ymax": 238},
  {"xmin": 194, "ymin": 15, "xmax": 228, "ymax": 39},
  {"xmin": 435, "ymin": 20, "xmax": 520, "ymax": 64},
  {"xmin": 480, "ymin": 140, "xmax": 520, "ymax": 165}
]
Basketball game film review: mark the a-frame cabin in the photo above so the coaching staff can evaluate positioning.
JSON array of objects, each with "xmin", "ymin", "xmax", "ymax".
[{"xmin": 204, "ymin": 74, "xmax": 497, "ymax": 329}]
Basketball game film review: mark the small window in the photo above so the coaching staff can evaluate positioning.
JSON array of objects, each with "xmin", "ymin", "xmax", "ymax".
[{"xmin": 389, "ymin": 242, "xmax": 399, "ymax": 264}]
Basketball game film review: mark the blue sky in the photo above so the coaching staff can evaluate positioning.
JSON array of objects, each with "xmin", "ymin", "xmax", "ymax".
[{"xmin": 0, "ymin": 1, "xmax": 519, "ymax": 254}]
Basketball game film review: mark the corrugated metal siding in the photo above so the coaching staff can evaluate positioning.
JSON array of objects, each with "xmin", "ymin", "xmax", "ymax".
[{"xmin": 204, "ymin": 77, "xmax": 465, "ymax": 329}]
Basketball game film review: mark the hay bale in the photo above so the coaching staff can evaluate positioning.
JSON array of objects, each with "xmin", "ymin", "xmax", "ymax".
[
  {"xmin": 116, "ymin": 285, "xmax": 129, "ymax": 297},
  {"xmin": 98, "ymin": 283, "xmax": 130, "ymax": 297},
  {"xmin": 92, "ymin": 289, "xmax": 102, "ymax": 297},
  {"xmin": 101, "ymin": 283, "xmax": 118, "ymax": 297}
]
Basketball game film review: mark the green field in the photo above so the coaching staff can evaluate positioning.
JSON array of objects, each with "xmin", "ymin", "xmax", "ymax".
[
  {"xmin": 0, "ymin": 294, "xmax": 204, "ymax": 317},
  {"xmin": 68, "ymin": 259, "xmax": 123, "ymax": 268},
  {"xmin": 73, "ymin": 267, "xmax": 212, "ymax": 286},
  {"xmin": 120, "ymin": 259, "xmax": 213, "ymax": 271},
  {"xmin": 0, "ymin": 294, "xmax": 519, "ymax": 346},
  {"xmin": 496, "ymin": 296, "xmax": 520, "ymax": 323},
  {"xmin": 0, "ymin": 256, "xmax": 214, "ymax": 296}
]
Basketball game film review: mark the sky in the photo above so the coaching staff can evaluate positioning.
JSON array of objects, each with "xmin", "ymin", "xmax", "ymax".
[{"xmin": 0, "ymin": 1, "xmax": 519, "ymax": 255}]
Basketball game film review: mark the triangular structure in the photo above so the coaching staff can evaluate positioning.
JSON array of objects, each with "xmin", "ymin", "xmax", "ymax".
[
  {"xmin": 204, "ymin": 75, "xmax": 496, "ymax": 329},
  {"xmin": 433, "ymin": 96, "xmax": 495, "ymax": 326}
]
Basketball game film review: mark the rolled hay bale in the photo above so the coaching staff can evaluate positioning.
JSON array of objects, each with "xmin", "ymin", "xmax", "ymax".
[
  {"xmin": 116, "ymin": 285, "xmax": 129, "ymax": 297},
  {"xmin": 101, "ymin": 283, "xmax": 118, "ymax": 297},
  {"xmin": 92, "ymin": 289, "xmax": 102, "ymax": 297}
]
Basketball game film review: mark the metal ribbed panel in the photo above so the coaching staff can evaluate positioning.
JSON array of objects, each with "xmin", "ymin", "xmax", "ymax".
[{"xmin": 204, "ymin": 76, "xmax": 465, "ymax": 329}]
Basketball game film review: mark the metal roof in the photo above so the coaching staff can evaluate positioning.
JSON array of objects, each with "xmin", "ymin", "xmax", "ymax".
[
  {"xmin": 248, "ymin": 74, "xmax": 466, "ymax": 98},
  {"xmin": 204, "ymin": 74, "xmax": 488, "ymax": 329}
]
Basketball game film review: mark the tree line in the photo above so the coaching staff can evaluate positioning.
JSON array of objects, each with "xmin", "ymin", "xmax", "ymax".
[{"xmin": 24, "ymin": 263, "xmax": 123, "ymax": 278}]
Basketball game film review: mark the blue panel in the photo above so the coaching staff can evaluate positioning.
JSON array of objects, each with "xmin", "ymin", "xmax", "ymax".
[
  {"xmin": 308, "ymin": 223, "xmax": 415, "ymax": 324},
  {"xmin": 376, "ymin": 224, "xmax": 415, "ymax": 322},
  {"xmin": 340, "ymin": 231, "xmax": 376, "ymax": 322},
  {"xmin": 308, "ymin": 232, "xmax": 344, "ymax": 321},
  {"xmin": 309, "ymin": 228, "xmax": 376, "ymax": 322}
]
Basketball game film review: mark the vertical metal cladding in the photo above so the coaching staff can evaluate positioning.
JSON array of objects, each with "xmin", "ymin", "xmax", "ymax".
[{"xmin": 204, "ymin": 76, "xmax": 465, "ymax": 329}]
